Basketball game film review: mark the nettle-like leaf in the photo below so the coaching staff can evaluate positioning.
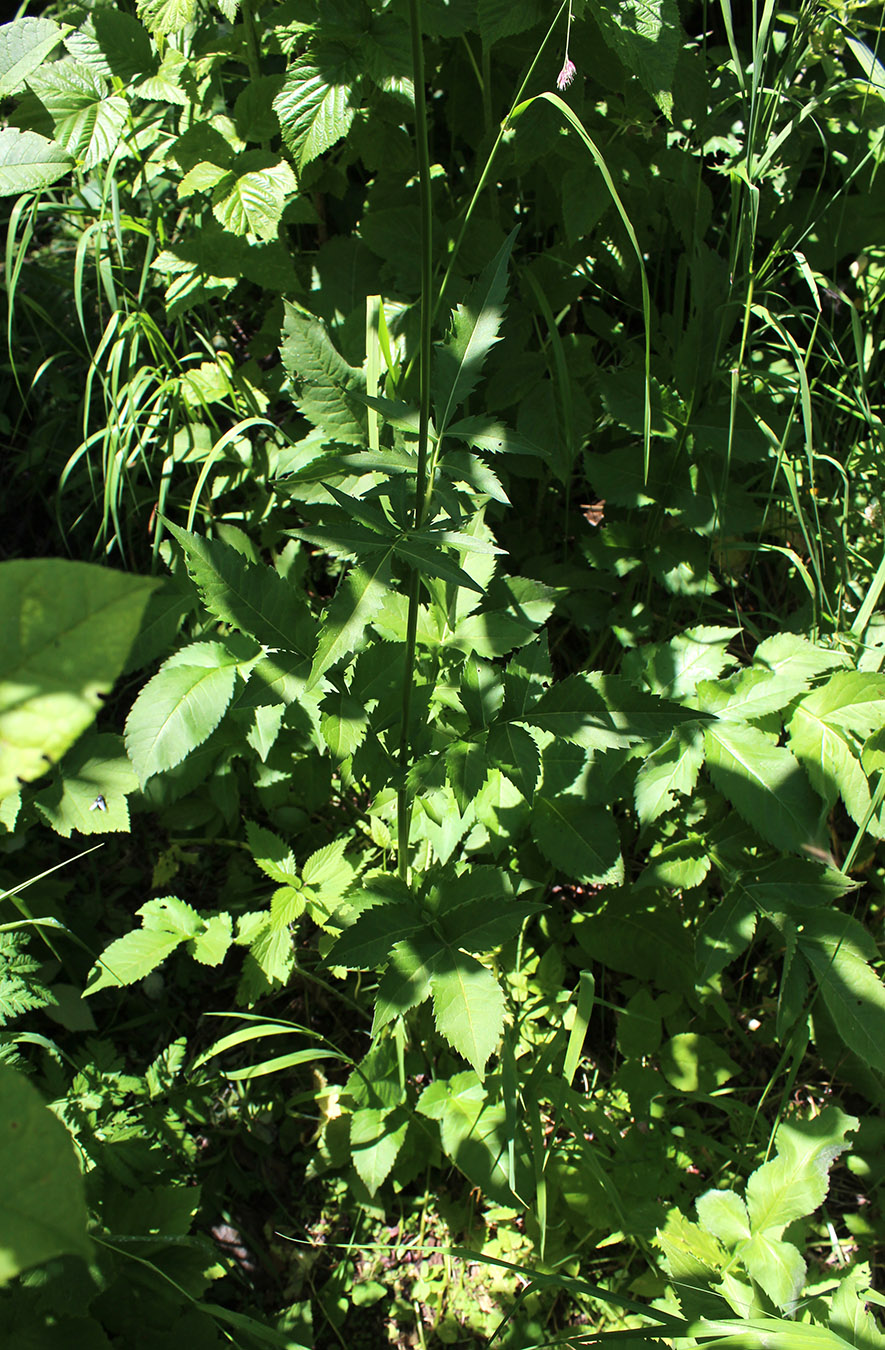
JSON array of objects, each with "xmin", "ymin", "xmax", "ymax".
[
  {"xmin": 27, "ymin": 58, "xmax": 127, "ymax": 169},
  {"xmin": 0, "ymin": 17, "xmax": 65, "ymax": 98},
  {"xmin": 124, "ymin": 639, "xmax": 245, "ymax": 785},
  {"xmin": 168, "ymin": 523, "xmax": 316, "ymax": 659},
  {"xmin": 274, "ymin": 54, "xmax": 357, "ymax": 172},
  {"xmin": 433, "ymin": 228, "xmax": 518, "ymax": 438},
  {"xmin": 211, "ymin": 155, "xmax": 298, "ymax": 240},
  {"xmin": 592, "ymin": 0, "xmax": 683, "ymax": 119},
  {"xmin": 34, "ymin": 732, "xmax": 137, "ymax": 838},
  {"xmin": 0, "ymin": 126, "xmax": 72, "ymax": 195},
  {"xmin": 280, "ymin": 302, "xmax": 367, "ymax": 443},
  {"xmin": 350, "ymin": 1106, "xmax": 408, "ymax": 1196},
  {"xmin": 136, "ymin": 0, "xmax": 197, "ymax": 36},
  {"xmin": 64, "ymin": 8, "xmax": 155, "ymax": 83},
  {"xmin": 85, "ymin": 896, "xmax": 232, "ymax": 995}
]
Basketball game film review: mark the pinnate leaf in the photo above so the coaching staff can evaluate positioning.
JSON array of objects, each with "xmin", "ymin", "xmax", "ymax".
[
  {"xmin": 532, "ymin": 795, "xmax": 624, "ymax": 885},
  {"xmin": 125, "ymin": 642, "xmax": 239, "ymax": 784},
  {"xmin": 703, "ymin": 721, "xmax": 825, "ymax": 857},
  {"xmin": 431, "ymin": 951, "xmax": 505, "ymax": 1076},
  {"xmin": 308, "ymin": 556, "xmax": 394, "ymax": 691},
  {"xmin": 433, "ymin": 228, "xmax": 518, "ymax": 436},
  {"xmin": 168, "ymin": 523, "xmax": 315, "ymax": 657}
]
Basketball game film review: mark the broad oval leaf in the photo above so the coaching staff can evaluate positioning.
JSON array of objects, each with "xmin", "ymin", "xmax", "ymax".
[
  {"xmin": 0, "ymin": 127, "xmax": 72, "ymax": 195},
  {"xmin": 0, "ymin": 560, "xmax": 157, "ymax": 799},
  {"xmin": 0, "ymin": 1066, "xmax": 90, "ymax": 1282},
  {"xmin": 0, "ymin": 17, "xmax": 64, "ymax": 97}
]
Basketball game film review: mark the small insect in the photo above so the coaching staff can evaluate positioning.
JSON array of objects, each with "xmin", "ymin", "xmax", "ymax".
[{"xmin": 89, "ymin": 794, "xmax": 108, "ymax": 813}]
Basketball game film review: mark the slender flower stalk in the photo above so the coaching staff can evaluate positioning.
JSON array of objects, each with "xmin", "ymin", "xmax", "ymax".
[
  {"xmin": 397, "ymin": 0, "xmax": 434, "ymax": 881},
  {"xmin": 556, "ymin": 0, "xmax": 576, "ymax": 90}
]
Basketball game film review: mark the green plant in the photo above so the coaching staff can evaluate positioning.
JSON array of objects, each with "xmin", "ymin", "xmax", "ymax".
[{"xmin": 2, "ymin": 0, "xmax": 885, "ymax": 1345}]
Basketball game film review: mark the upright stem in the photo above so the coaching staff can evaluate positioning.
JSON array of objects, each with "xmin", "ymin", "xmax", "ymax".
[
  {"xmin": 241, "ymin": 0, "xmax": 262, "ymax": 86},
  {"xmin": 397, "ymin": 0, "xmax": 434, "ymax": 880}
]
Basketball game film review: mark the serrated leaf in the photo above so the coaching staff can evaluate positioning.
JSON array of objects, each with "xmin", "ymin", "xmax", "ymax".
[
  {"xmin": 634, "ymin": 626, "xmax": 739, "ymax": 699},
  {"xmin": 446, "ymin": 416, "xmax": 546, "ymax": 460},
  {"xmin": 320, "ymin": 688, "xmax": 368, "ymax": 759},
  {"xmin": 393, "ymin": 532, "xmax": 485, "ymax": 593},
  {"xmin": 745, "ymin": 1107, "xmax": 857, "ymax": 1236},
  {"xmin": 33, "ymin": 732, "xmax": 136, "ymax": 838},
  {"xmin": 594, "ymin": 0, "xmax": 682, "ymax": 118},
  {"xmin": 168, "ymin": 523, "xmax": 316, "ymax": 658},
  {"xmin": 189, "ymin": 913, "xmax": 233, "ymax": 967},
  {"xmin": 532, "ymin": 796, "xmax": 624, "ymax": 885},
  {"xmin": 704, "ymin": 721, "xmax": 825, "ymax": 857},
  {"xmin": 329, "ymin": 903, "xmax": 421, "ymax": 969},
  {"xmin": 634, "ymin": 727, "xmax": 704, "ymax": 824},
  {"xmin": 85, "ymin": 928, "xmax": 184, "ymax": 995},
  {"xmin": 0, "ymin": 117, "xmax": 70, "ymax": 194},
  {"xmin": 695, "ymin": 1189, "xmax": 750, "ymax": 1247},
  {"xmin": 460, "ymin": 655, "xmax": 504, "ymax": 728},
  {"xmin": 280, "ymin": 301, "xmax": 367, "ymax": 442},
  {"xmin": 137, "ymin": 0, "xmax": 197, "ymax": 35},
  {"xmin": 212, "ymin": 157, "xmax": 297, "ymax": 240},
  {"xmin": 302, "ymin": 837, "xmax": 354, "ymax": 897},
  {"xmin": 478, "ymin": 0, "xmax": 543, "ymax": 47},
  {"xmin": 438, "ymin": 896, "xmax": 540, "ymax": 952},
  {"xmin": 124, "ymin": 644, "xmax": 238, "ymax": 785},
  {"xmin": 0, "ymin": 18, "xmax": 64, "ymax": 97},
  {"xmin": 741, "ymin": 1233, "xmax": 806, "ymax": 1311},
  {"xmin": 636, "ymin": 837, "xmax": 710, "ymax": 891},
  {"xmin": 431, "ymin": 951, "xmax": 505, "ymax": 1075},
  {"xmin": 64, "ymin": 8, "xmax": 154, "ymax": 83},
  {"xmin": 273, "ymin": 55, "xmax": 356, "ymax": 171},
  {"xmin": 245, "ymin": 820, "xmax": 297, "ymax": 884},
  {"xmin": 797, "ymin": 671, "xmax": 885, "ymax": 735},
  {"xmin": 486, "ymin": 723, "xmax": 540, "ymax": 798},
  {"xmin": 523, "ymin": 672, "xmax": 686, "ymax": 751},
  {"xmin": 373, "ymin": 934, "xmax": 439, "ymax": 1030},
  {"xmin": 308, "ymin": 556, "xmax": 394, "ymax": 691},
  {"xmin": 788, "ymin": 704, "xmax": 871, "ymax": 826},
  {"xmin": 27, "ymin": 60, "xmax": 128, "ymax": 169},
  {"xmin": 433, "ymin": 228, "xmax": 518, "ymax": 437},
  {"xmin": 350, "ymin": 1107, "xmax": 407, "ymax": 1196},
  {"xmin": 445, "ymin": 740, "xmax": 490, "ymax": 814},
  {"xmin": 798, "ymin": 913, "xmax": 885, "ymax": 1072},
  {"xmin": 503, "ymin": 633, "xmax": 552, "ymax": 717},
  {"xmin": 696, "ymin": 891, "xmax": 757, "ymax": 981}
]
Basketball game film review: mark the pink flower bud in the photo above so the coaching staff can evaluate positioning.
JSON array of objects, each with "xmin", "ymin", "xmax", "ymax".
[{"xmin": 556, "ymin": 58, "xmax": 576, "ymax": 91}]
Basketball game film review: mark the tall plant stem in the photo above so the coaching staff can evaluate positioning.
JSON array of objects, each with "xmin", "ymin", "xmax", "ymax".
[
  {"xmin": 241, "ymin": 0, "xmax": 262, "ymax": 86},
  {"xmin": 397, "ymin": 0, "xmax": 434, "ymax": 881}
]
